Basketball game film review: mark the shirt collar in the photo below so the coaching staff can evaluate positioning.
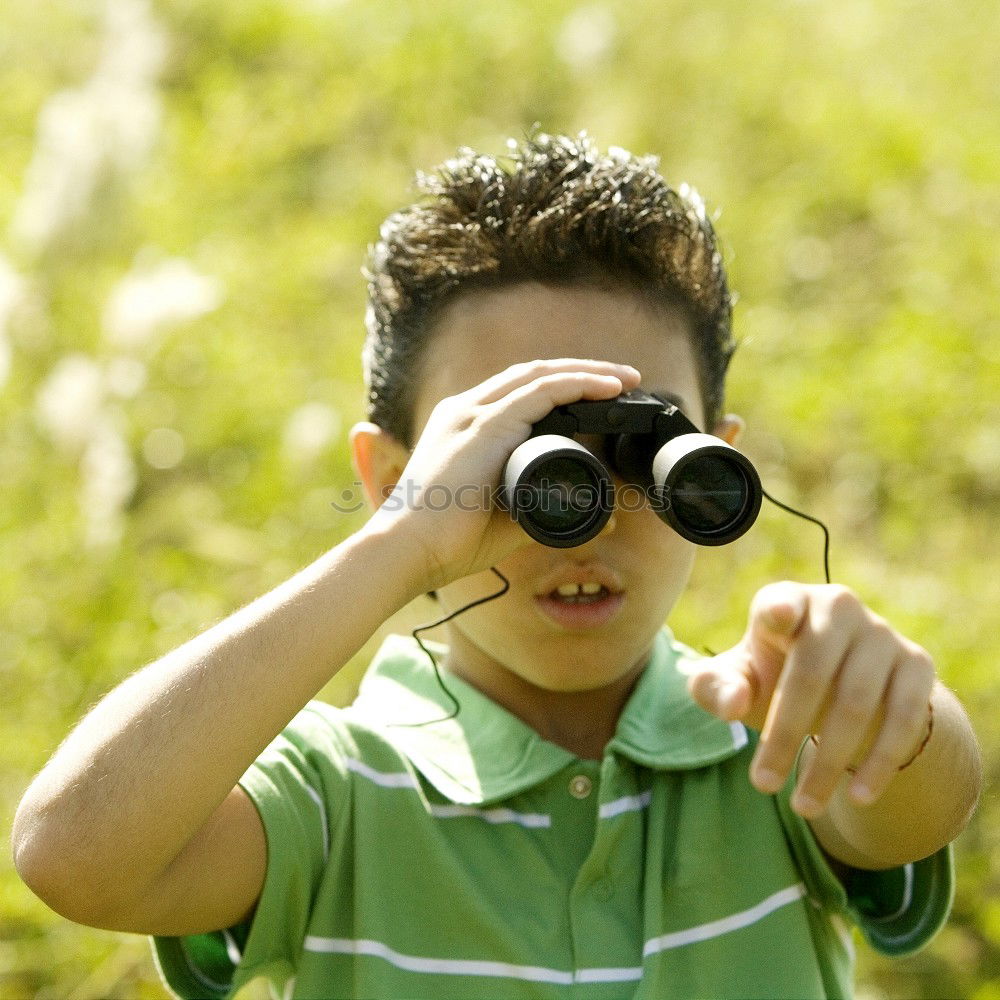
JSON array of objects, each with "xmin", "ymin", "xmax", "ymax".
[{"xmin": 347, "ymin": 629, "xmax": 749, "ymax": 806}]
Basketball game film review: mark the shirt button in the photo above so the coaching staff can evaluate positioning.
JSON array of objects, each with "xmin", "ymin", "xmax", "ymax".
[{"xmin": 569, "ymin": 774, "xmax": 593, "ymax": 799}]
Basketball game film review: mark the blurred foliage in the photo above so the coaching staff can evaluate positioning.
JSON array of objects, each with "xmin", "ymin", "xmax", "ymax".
[{"xmin": 1, "ymin": 0, "xmax": 998, "ymax": 996}]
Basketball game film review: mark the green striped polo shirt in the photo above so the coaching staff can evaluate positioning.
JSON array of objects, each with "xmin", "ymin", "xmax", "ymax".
[{"xmin": 153, "ymin": 629, "xmax": 952, "ymax": 999}]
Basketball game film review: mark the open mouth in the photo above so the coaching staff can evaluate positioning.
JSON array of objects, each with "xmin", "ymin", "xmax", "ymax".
[
  {"xmin": 534, "ymin": 581, "xmax": 625, "ymax": 629},
  {"xmin": 549, "ymin": 582, "xmax": 614, "ymax": 604}
]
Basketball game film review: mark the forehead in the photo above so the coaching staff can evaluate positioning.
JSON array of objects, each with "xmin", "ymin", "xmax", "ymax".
[{"xmin": 414, "ymin": 282, "xmax": 703, "ymax": 432}]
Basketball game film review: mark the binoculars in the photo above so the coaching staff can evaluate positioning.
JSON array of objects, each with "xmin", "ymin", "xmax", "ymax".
[{"xmin": 500, "ymin": 390, "xmax": 762, "ymax": 548}]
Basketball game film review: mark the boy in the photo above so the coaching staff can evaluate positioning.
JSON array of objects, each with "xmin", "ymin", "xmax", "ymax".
[{"xmin": 13, "ymin": 133, "xmax": 981, "ymax": 999}]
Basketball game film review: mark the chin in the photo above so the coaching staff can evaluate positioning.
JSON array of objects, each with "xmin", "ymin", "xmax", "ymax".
[{"xmin": 518, "ymin": 654, "xmax": 643, "ymax": 695}]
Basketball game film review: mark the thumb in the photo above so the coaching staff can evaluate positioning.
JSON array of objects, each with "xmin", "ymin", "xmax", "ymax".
[
  {"xmin": 687, "ymin": 582, "xmax": 809, "ymax": 727},
  {"xmin": 687, "ymin": 651, "xmax": 756, "ymax": 722}
]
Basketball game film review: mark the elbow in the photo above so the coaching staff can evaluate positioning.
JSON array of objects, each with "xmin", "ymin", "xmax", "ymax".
[
  {"xmin": 12, "ymin": 790, "xmax": 110, "ymax": 928},
  {"xmin": 12, "ymin": 793, "xmax": 75, "ymax": 920},
  {"xmin": 949, "ymin": 732, "xmax": 984, "ymax": 841},
  {"xmin": 12, "ymin": 796, "xmax": 65, "ymax": 915},
  {"xmin": 934, "ymin": 698, "xmax": 984, "ymax": 849}
]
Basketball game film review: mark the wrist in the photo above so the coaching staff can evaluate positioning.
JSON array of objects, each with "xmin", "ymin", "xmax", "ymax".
[{"xmin": 353, "ymin": 512, "xmax": 447, "ymax": 605}]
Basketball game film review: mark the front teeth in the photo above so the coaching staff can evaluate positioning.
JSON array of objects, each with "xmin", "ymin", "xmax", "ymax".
[{"xmin": 555, "ymin": 582, "xmax": 605, "ymax": 597}]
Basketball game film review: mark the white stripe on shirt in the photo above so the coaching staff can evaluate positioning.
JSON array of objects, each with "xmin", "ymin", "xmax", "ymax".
[
  {"xmin": 874, "ymin": 862, "xmax": 914, "ymax": 922},
  {"xmin": 303, "ymin": 937, "xmax": 578, "ymax": 984},
  {"xmin": 429, "ymin": 803, "xmax": 551, "ymax": 828},
  {"xmin": 643, "ymin": 883, "xmax": 808, "ymax": 955},
  {"xmin": 345, "ymin": 757, "xmax": 420, "ymax": 788},
  {"xmin": 345, "ymin": 758, "xmax": 551, "ymax": 827},
  {"xmin": 303, "ymin": 783, "xmax": 330, "ymax": 862},
  {"xmin": 599, "ymin": 790, "xmax": 653, "ymax": 819},
  {"xmin": 304, "ymin": 883, "xmax": 809, "ymax": 983},
  {"xmin": 575, "ymin": 965, "xmax": 644, "ymax": 983}
]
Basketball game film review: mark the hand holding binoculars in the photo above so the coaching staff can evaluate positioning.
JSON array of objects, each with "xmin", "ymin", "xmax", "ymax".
[{"xmin": 500, "ymin": 390, "xmax": 762, "ymax": 548}]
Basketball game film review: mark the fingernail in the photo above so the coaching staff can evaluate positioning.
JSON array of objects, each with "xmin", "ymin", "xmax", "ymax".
[
  {"xmin": 716, "ymin": 680, "xmax": 744, "ymax": 715},
  {"xmin": 753, "ymin": 766, "xmax": 783, "ymax": 794},
  {"xmin": 793, "ymin": 792, "xmax": 823, "ymax": 817},
  {"xmin": 850, "ymin": 780, "xmax": 876, "ymax": 805}
]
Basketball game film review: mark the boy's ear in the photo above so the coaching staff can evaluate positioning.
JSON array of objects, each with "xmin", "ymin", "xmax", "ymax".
[
  {"xmin": 713, "ymin": 413, "xmax": 744, "ymax": 446},
  {"xmin": 349, "ymin": 422, "xmax": 411, "ymax": 510}
]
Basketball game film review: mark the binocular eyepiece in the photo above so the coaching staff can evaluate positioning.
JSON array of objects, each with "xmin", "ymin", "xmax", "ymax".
[{"xmin": 500, "ymin": 390, "xmax": 762, "ymax": 548}]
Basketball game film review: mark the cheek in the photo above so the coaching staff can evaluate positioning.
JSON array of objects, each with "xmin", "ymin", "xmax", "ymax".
[{"xmin": 434, "ymin": 568, "xmax": 515, "ymax": 618}]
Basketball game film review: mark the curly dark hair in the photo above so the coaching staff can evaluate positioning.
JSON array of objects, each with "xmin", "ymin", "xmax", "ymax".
[{"xmin": 363, "ymin": 132, "xmax": 735, "ymax": 446}]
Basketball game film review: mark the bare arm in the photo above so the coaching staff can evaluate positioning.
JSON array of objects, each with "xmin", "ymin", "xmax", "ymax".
[
  {"xmin": 11, "ymin": 524, "xmax": 427, "ymax": 934},
  {"xmin": 688, "ymin": 582, "xmax": 981, "ymax": 868},
  {"xmin": 12, "ymin": 359, "xmax": 640, "ymax": 936},
  {"xmin": 802, "ymin": 681, "xmax": 980, "ymax": 868}
]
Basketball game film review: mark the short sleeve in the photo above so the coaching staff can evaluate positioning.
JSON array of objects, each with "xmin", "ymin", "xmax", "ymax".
[
  {"xmin": 152, "ymin": 702, "xmax": 353, "ymax": 1000},
  {"xmin": 776, "ymin": 779, "xmax": 954, "ymax": 957},
  {"xmin": 838, "ymin": 844, "xmax": 953, "ymax": 956}
]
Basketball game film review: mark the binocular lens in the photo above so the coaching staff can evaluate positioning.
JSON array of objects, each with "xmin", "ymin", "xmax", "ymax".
[
  {"xmin": 669, "ymin": 455, "xmax": 753, "ymax": 535},
  {"xmin": 652, "ymin": 435, "xmax": 762, "ymax": 545},
  {"xmin": 503, "ymin": 430, "xmax": 761, "ymax": 548},
  {"xmin": 519, "ymin": 457, "xmax": 605, "ymax": 536},
  {"xmin": 502, "ymin": 435, "xmax": 613, "ymax": 547}
]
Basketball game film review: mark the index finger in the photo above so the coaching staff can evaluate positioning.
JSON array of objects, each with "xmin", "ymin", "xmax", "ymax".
[
  {"xmin": 470, "ymin": 359, "xmax": 641, "ymax": 405},
  {"xmin": 751, "ymin": 607, "xmax": 854, "ymax": 794}
]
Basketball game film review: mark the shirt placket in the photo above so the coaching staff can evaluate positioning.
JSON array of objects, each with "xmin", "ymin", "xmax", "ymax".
[{"xmin": 566, "ymin": 754, "xmax": 646, "ymax": 997}]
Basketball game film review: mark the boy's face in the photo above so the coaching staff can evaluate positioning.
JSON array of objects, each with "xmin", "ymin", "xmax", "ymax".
[{"xmin": 404, "ymin": 281, "xmax": 739, "ymax": 703}]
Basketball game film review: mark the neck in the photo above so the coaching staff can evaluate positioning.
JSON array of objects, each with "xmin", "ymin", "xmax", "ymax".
[{"xmin": 441, "ymin": 629, "xmax": 649, "ymax": 761}]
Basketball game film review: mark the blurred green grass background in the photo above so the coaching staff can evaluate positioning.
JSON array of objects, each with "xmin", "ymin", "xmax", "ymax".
[{"xmin": 1, "ymin": 0, "xmax": 998, "ymax": 996}]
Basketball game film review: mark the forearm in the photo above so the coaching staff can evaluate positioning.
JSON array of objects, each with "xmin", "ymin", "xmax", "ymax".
[
  {"xmin": 12, "ymin": 522, "xmax": 424, "ymax": 920},
  {"xmin": 807, "ymin": 682, "xmax": 982, "ymax": 869}
]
